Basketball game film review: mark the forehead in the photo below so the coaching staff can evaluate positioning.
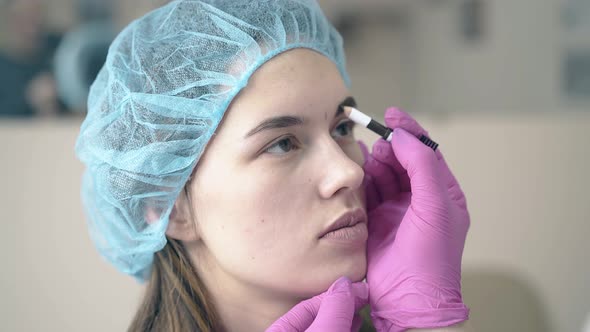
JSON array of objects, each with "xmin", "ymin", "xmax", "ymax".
[{"xmin": 222, "ymin": 48, "xmax": 348, "ymax": 127}]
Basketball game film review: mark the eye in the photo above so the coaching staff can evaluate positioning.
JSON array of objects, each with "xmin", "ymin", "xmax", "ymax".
[
  {"xmin": 331, "ymin": 119, "xmax": 355, "ymax": 138},
  {"xmin": 264, "ymin": 136, "xmax": 299, "ymax": 155}
]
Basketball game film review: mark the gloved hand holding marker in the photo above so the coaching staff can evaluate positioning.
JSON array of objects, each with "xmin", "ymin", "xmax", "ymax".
[
  {"xmin": 342, "ymin": 105, "xmax": 439, "ymax": 151},
  {"xmin": 359, "ymin": 106, "xmax": 471, "ymax": 331}
]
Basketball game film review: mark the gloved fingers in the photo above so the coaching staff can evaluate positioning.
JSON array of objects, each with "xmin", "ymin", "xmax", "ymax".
[
  {"xmin": 390, "ymin": 128, "xmax": 447, "ymax": 209},
  {"xmin": 359, "ymin": 140, "xmax": 384, "ymax": 211},
  {"xmin": 366, "ymin": 199, "xmax": 408, "ymax": 244},
  {"xmin": 306, "ymin": 277, "xmax": 368, "ymax": 331},
  {"xmin": 384, "ymin": 107, "xmax": 463, "ymax": 202},
  {"xmin": 370, "ymin": 139, "xmax": 409, "ymax": 192},
  {"xmin": 437, "ymin": 153, "xmax": 468, "ymax": 209},
  {"xmin": 363, "ymin": 154, "xmax": 400, "ymax": 202},
  {"xmin": 371, "ymin": 139, "xmax": 405, "ymax": 174},
  {"xmin": 384, "ymin": 107, "xmax": 430, "ymax": 142},
  {"xmin": 363, "ymin": 172, "xmax": 381, "ymax": 212},
  {"xmin": 357, "ymin": 140, "xmax": 370, "ymax": 163},
  {"xmin": 384, "ymin": 107, "xmax": 442, "ymax": 162},
  {"xmin": 350, "ymin": 281, "xmax": 370, "ymax": 310},
  {"xmin": 265, "ymin": 278, "xmax": 369, "ymax": 332},
  {"xmin": 323, "ymin": 277, "xmax": 368, "ymax": 312},
  {"xmin": 265, "ymin": 294, "xmax": 323, "ymax": 332}
]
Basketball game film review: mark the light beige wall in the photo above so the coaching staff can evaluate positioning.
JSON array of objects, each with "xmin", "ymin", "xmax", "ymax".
[
  {"xmin": 404, "ymin": 0, "xmax": 589, "ymax": 113},
  {"xmin": 1, "ymin": 113, "xmax": 588, "ymax": 331},
  {"xmin": 1, "ymin": 0, "xmax": 588, "ymax": 331},
  {"xmin": 342, "ymin": 1, "xmax": 590, "ymax": 328},
  {"xmin": 0, "ymin": 119, "xmax": 143, "ymax": 331}
]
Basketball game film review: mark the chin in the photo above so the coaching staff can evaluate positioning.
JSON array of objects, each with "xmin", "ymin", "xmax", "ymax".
[
  {"xmin": 333, "ymin": 250, "xmax": 367, "ymax": 283},
  {"xmin": 349, "ymin": 260, "xmax": 368, "ymax": 282}
]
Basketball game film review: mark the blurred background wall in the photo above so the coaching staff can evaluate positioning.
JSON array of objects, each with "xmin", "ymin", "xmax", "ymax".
[{"xmin": 0, "ymin": 0, "xmax": 588, "ymax": 331}]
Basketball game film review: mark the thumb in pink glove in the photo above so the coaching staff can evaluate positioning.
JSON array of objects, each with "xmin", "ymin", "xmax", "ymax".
[
  {"xmin": 362, "ymin": 108, "xmax": 470, "ymax": 331},
  {"xmin": 266, "ymin": 277, "xmax": 369, "ymax": 332}
]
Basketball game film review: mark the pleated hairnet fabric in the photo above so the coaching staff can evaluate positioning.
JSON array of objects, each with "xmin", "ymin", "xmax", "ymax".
[{"xmin": 75, "ymin": 0, "xmax": 349, "ymax": 282}]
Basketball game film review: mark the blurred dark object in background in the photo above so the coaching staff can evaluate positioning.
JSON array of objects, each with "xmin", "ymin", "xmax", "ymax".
[
  {"xmin": 0, "ymin": 0, "xmax": 117, "ymax": 117},
  {"xmin": 564, "ymin": 50, "xmax": 590, "ymax": 99},
  {"xmin": 54, "ymin": 21, "xmax": 114, "ymax": 112},
  {"xmin": 51, "ymin": 0, "xmax": 115, "ymax": 113},
  {"xmin": 460, "ymin": 0, "xmax": 485, "ymax": 43},
  {"xmin": 0, "ymin": 0, "xmax": 66, "ymax": 117}
]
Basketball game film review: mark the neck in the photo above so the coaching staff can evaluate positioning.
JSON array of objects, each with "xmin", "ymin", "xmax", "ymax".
[{"xmin": 190, "ymin": 245, "xmax": 301, "ymax": 332}]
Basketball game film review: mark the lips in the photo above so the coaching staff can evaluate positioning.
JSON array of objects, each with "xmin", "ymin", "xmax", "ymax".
[{"xmin": 319, "ymin": 208, "xmax": 367, "ymax": 238}]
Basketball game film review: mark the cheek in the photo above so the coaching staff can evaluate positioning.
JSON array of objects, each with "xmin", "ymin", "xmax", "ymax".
[
  {"xmin": 196, "ymin": 166, "xmax": 304, "ymax": 254},
  {"xmin": 196, "ymin": 173, "xmax": 317, "ymax": 287}
]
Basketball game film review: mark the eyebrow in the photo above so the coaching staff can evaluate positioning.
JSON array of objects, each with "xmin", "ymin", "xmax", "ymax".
[
  {"xmin": 244, "ymin": 96, "xmax": 357, "ymax": 138},
  {"xmin": 337, "ymin": 96, "xmax": 357, "ymax": 116}
]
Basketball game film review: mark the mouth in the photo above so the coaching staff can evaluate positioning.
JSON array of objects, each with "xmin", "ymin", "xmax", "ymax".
[{"xmin": 319, "ymin": 208, "xmax": 368, "ymax": 240}]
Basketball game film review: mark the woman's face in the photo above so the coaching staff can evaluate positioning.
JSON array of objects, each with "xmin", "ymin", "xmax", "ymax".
[{"xmin": 184, "ymin": 48, "xmax": 366, "ymax": 300}]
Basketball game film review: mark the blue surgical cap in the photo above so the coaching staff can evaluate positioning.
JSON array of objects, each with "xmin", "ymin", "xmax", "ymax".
[{"xmin": 75, "ymin": 0, "xmax": 350, "ymax": 282}]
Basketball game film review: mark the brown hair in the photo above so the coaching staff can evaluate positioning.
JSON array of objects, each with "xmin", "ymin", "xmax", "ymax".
[{"xmin": 128, "ymin": 185, "xmax": 222, "ymax": 332}]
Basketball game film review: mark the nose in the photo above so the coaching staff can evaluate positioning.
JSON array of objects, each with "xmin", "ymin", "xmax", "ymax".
[{"xmin": 316, "ymin": 138, "xmax": 365, "ymax": 199}]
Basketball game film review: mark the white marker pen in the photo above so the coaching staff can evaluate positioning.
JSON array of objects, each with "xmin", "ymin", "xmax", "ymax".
[{"xmin": 342, "ymin": 106, "xmax": 439, "ymax": 151}]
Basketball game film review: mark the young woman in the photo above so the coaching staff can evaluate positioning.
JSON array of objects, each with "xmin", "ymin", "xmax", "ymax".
[{"xmin": 75, "ymin": 1, "xmax": 471, "ymax": 331}]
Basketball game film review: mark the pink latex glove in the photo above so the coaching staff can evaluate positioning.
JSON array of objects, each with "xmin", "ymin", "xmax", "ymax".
[
  {"xmin": 266, "ymin": 277, "xmax": 369, "ymax": 332},
  {"xmin": 361, "ymin": 108, "xmax": 470, "ymax": 331}
]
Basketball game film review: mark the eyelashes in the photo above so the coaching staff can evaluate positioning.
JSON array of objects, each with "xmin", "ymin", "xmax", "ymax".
[
  {"xmin": 263, "ymin": 119, "xmax": 356, "ymax": 155},
  {"xmin": 264, "ymin": 135, "xmax": 299, "ymax": 154},
  {"xmin": 332, "ymin": 118, "xmax": 356, "ymax": 138}
]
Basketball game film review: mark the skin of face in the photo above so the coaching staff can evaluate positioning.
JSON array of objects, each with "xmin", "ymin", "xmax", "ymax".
[{"xmin": 166, "ymin": 48, "xmax": 367, "ymax": 331}]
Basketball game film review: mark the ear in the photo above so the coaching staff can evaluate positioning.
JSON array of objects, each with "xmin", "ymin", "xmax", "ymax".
[
  {"xmin": 166, "ymin": 192, "xmax": 199, "ymax": 242},
  {"xmin": 164, "ymin": 189, "xmax": 200, "ymax": 242}
]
